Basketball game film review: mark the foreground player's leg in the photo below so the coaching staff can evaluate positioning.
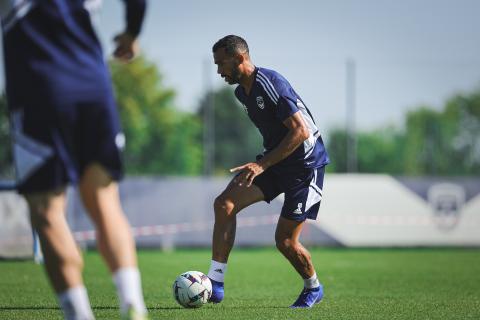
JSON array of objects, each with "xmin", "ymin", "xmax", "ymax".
[
  {"xmin": 79, "ymin": 163, "xmax": 147, "ymax": 319},
  {"xmin": 275, "ymin": 217, "xmax": 323, "ymax": 308},
  {"xmin": 26, "ymin": 189, "xmax": 95, "ymax": 320},
  {"xmin": 208, "ymin": 179, "xmax": 264, "ymax": 303}
]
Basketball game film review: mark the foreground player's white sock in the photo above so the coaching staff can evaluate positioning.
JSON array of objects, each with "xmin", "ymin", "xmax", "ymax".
[
  {"xmin": 58, "ymin": 286, "xmax": 94, "ymax": 320},
  {"xmin": 304, "ymin": 272, "xmax": 320, "ymax": 289},
  {"xmin": 208, "ymin": 260, "xmax": 227, "ymax": 282},
  {"xmin": 113, "ymin": 267, "xmax": 147, "ymax": 315}
]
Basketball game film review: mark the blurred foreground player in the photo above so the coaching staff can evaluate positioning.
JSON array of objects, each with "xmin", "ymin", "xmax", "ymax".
[
  {"xmin": 208, "ymin": 35, "xmax": 329, "ymax": 308},
  {"xmin": 0, "ymin": 1, "xmax": 148, "ymax": 319}
]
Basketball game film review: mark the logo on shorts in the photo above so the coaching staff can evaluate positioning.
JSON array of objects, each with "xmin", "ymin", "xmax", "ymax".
[
  {"xmin": 256, "ymin": 96, "xmax": 265, "ymax": 109},
  {"xmin": 293, "ymin": 203, "xmax": 303, "ymax": 214}
]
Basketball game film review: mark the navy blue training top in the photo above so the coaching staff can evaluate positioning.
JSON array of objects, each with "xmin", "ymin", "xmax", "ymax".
[
  {"xmin": 234, "ymin": 67, "xmax": 329, "ymax": 171},
  {"xmin": 1, "ymin": 0, "xmax": 146, "ymax": 108}
]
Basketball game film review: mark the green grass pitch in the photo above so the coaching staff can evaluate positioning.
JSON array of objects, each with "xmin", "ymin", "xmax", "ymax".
[{"xmin": 1, "ymin": 248, "xmax": 480, "ymax": 319}]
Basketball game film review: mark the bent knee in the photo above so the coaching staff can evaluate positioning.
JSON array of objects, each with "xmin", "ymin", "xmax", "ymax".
[
  {"xmin": 214, "ymin": 195, "xmax": 236, "ymax": 218},
  {"xmin": 275, "ymin": 236, "xmax": 293, "ymax": 251},
  {"xmin": 276, "ymin": 234, "xmax": 304, "ymax": 253}
]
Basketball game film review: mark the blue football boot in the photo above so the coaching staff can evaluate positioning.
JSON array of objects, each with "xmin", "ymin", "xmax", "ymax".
[
  {"xmin": 209, "ymin": 279, "xmax": 224, "ymax": 303},
  {"xmin": 289, "ymin": 284, "xmax": 323, "ymax": 308}
]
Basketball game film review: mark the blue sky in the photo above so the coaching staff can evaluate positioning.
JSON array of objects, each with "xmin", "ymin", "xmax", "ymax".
[{"xmin": 5, "ymin": 0, "xmax": 480, "ymax": 133}]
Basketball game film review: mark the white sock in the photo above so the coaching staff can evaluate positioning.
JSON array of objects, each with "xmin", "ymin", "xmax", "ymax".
[
  {"xmin": 113, "ymin": 267, "xmax": 147, "ymax": 315},
  {"xmin": 304, "ymin": 272, "xmax": 320, "ymax": 289},
  {"xmin": 58, "ymin": 286, "xmax": 94, "ymax": 320},
  {"xmin": 207, "ymin": 260, "xmax": 227, "ymax": 282}
]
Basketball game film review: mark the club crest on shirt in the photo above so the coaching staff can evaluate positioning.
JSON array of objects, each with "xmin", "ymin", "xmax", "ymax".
[{"xmin": 256, "ymin": 96, "xmax": 265, "ymax": 109}]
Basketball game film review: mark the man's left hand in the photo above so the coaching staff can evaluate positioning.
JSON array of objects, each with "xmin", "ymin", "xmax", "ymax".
[{"xmin": 230, "ymin": 162, "xmax": 265, "ymax": 187}]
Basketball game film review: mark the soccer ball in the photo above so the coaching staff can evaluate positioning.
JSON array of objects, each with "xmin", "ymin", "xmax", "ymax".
[{"xmin": 172, "ymin": 271, "xmax": 212, "ymax": 308}]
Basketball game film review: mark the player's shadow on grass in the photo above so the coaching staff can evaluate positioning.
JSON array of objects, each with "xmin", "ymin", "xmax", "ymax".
[
  {"xmin": 211, "ymin": 305, "xmax": 291, "ymax": 309},
  {"xmin": 0, "ymin": 305, "xmax": 290, "ymax": 311},
  {"xmin": 148, "ymin": 305, "xmax": 291, "ymax": 310},
  {"xmin": 0, "ymin": 306, "xmax": 194, "ymax": 311},
  {"xmin": 0, "ymin": 306, "xmax": 60, "ymax": 311},
  {"xmin": 0, "ymin": 306, "xmax": 120, "ymax": 311},
  {"xmin": 147, "ymin": 306, "xmax": 195, "ymax": 310}
]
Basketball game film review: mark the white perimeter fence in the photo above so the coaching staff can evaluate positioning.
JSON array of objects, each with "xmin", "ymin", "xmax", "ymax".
[{"xmin": 1, "ymin": 175, "xmax": 479, "ymax": 258}]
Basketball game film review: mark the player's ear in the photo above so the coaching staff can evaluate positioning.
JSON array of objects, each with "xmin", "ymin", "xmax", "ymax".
[{"xmin": 235, "ymin": 53, "xmax": 245, "ymax": 65}]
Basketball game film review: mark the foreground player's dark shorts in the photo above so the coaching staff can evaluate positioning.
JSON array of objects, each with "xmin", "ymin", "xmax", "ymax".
[
  {"xmin": 11, "ymin": 94, "xmax": 124, "ymax": 194},
  {"xmin": 253, "ymin": 165, "xmax": 325, "ymax": 221}
]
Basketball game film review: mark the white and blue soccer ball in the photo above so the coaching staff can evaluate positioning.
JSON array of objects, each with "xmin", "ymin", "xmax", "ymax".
[{"xmin": 172, "ymin": 271, "xmax": 212, "ymax": 308}]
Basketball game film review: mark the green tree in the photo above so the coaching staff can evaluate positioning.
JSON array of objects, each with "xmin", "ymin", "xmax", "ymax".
[
  {"xmin": 327, "ymin": 86, "xmax": 480, "ymax": 176},
  {"xmin": 357, "ymin": 126, "xmax": 405, "ymax": 174},
  {"xmin": 110, "ymin": 56, "xmax": 203, "ymax": 175},
  {"xmin": 403, "ymin": 89, "xmax": 480, "ymax": 176},
  {"xmin": 403, "ymin": 107, "xmax": 445, "ymax": 175},
  {"xmin": 439, "ymin": 92, "xmax": 480, "ymax": 175},
  {"xmin": 327, "ymin": 126, "xmax": 404, "ymax": 174},
  {"xmin": 197, "ymin": 87, "xmax": 262, "ymax": 174},
  {"xmin": 325, "ymin": 129, "xmax": 347, "ymax": 173}
]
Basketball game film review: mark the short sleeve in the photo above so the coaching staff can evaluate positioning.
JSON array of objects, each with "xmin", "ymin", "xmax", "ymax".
[{"xmin": 274, "ymin": 90, "xmax": 299, "ymax": 122}]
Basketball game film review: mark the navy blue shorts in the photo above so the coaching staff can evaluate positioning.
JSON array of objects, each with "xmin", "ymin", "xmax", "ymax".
[
  {"xmin": 253, "ymin": 166, "xmax": 325, "ymax": 221},
  {"xmin": 10, "ymin": 94, "xmax": 124, "ymax": 194}
]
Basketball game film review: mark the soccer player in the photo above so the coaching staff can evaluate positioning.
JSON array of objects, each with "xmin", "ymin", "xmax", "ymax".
[
  {"xmin": 0, "ymin": 1, "xmax": 148, "ymax": 319},
  {"xmin": 207, "ymin": 35, "xmax": 330, "ymax": 308}
]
